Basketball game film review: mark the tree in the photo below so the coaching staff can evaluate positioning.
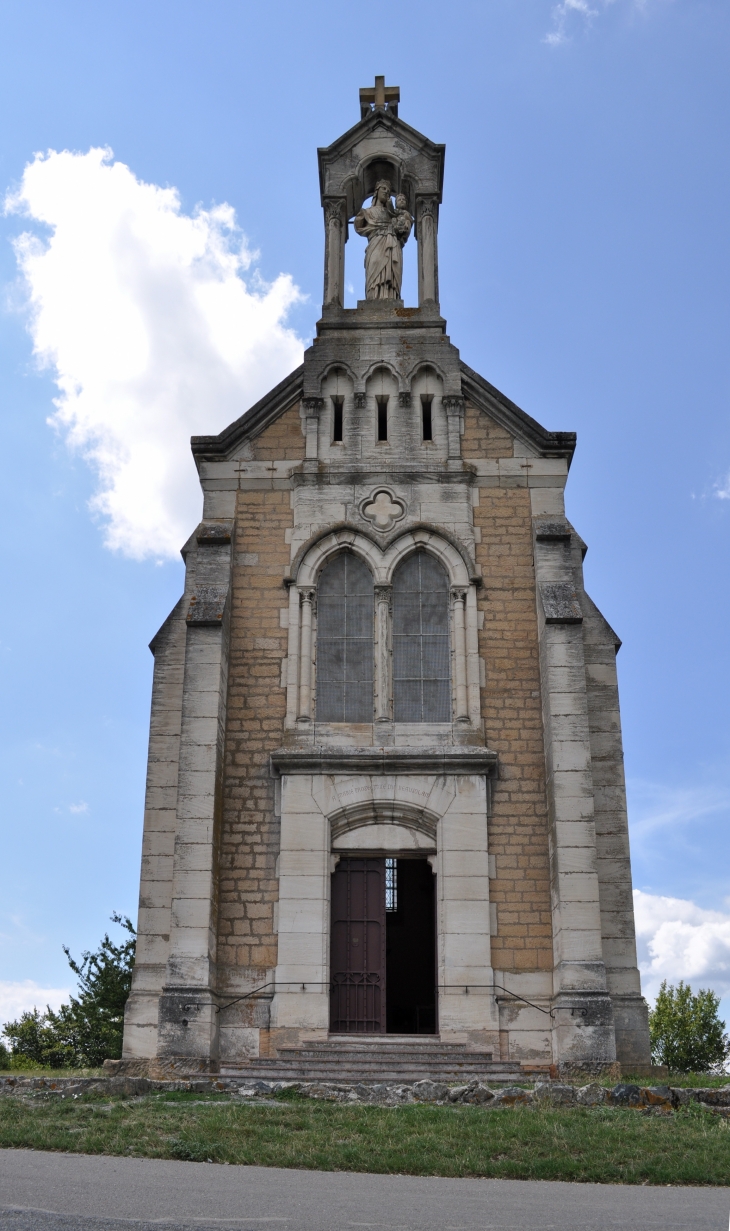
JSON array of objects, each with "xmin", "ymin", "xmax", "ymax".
[
  {"xmin": 649, "ymin": 980, "xmax": 730, "ymax": 1073},
  {"xmin": 2, "ymin": 913, "xmax": 136, "ymax": 1069},
  {"xmin": 1, "ymin": 1007, "xmax": 74, "ymax": 1069}
]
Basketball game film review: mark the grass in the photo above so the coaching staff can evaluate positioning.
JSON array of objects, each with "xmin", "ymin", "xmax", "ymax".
[
  {"xmin": 619, "ymin": 1072, "xmax": 730, "ymax": 1089},
  {"xmin": 0, "ymin": 1090, "xmax": 729, "ymax": 1184}
]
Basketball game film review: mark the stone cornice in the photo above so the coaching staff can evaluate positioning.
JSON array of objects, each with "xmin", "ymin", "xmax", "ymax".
[{"xmin": 270, "ymin": 746, "xmax": 498, "ymax": 777}]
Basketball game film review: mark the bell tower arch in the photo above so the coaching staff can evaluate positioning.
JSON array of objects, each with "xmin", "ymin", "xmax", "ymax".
[{"xmin": 318, "ymin": 77, "xmax": 445, "ymax": 308}]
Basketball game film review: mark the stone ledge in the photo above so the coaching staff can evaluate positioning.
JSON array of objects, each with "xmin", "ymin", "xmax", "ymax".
[
  {"xmin": 539, "ymin": 582, "xmax": 583, "ymax": 624},
  {"xmin": 269, "ymin": 745, "xmax": 499, "ymax": 777},
  {"xmin": 2, "ymin": 1074, "xmax": 727, "ymax": 1112}
]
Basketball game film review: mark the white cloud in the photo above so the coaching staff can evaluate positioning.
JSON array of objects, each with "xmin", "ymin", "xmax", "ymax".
[
  {"xmin": 543, "ymin": 0, "xmax": 662, "ymax": 46},
  {"xmin": 634, "ymin": 889, "xmax": 730, "ymax": 1004},
  {"xmin": 0, "ymin": 980, "xmax": 70, "ymax": 1031},
  {"xmin": 545, "ymin": 0, "xmax": 599, "ymax": 46},
  {"xmin": 68, "ymin": 801, "xmax": 88, "ymax": 814},
  {"xmin": 5, "ymin": 147, "xmax": 305, "ymax": 560},
  {"xmin": 627, "ymin": 777, "xmax": 730, "ymax": 854}
]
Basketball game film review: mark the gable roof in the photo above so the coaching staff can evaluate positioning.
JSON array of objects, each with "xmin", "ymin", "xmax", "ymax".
[
  {"xmin": 461, "ymin": 363, "xmax": 576, "ymax": 464},
  {"xmin": 317, "ymin": 109, "xmax": 445, "ymax": 213},
  {"xmin": 190, "ymin": 360, "xmax": 575, "ymax": 466},
  {"xmin": 190, "ymin": 364, "xmax": 304, "ymax": 467}
]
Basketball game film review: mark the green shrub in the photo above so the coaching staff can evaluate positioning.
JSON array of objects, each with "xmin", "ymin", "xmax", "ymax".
[
  {"xmin": 649, "ymin": 980, "xmax": 730, "ymax": 1073},
  {"xmin": 2, "ymin": 913, "xmax": 136, "ymax": 1070}
]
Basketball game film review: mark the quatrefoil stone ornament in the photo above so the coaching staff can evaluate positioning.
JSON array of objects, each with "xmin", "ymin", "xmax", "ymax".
[{"xmin": 360, "ymin": 489, "xmax": 406, "ymax": 532}]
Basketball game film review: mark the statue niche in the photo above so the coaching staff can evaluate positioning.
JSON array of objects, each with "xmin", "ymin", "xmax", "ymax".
[{"xmin": 354, "ymin": 181, "xmax": 413, "ymax": 301}]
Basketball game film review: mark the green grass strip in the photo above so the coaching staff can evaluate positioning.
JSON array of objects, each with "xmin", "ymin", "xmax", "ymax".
[{"xmin": 1, "ymin": 1094, "xmax": 729, "ymax": 1184}]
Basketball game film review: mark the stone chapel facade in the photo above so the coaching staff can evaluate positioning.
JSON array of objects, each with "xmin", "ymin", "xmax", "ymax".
[{"xmin": 122, "ymin": 81, "xmax": 650, "ymax": 1075}]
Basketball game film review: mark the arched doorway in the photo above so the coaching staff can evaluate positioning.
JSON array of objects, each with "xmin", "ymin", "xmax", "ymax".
[{"xmin": 329, "ymin": 855, "xmax": 436, "ymax": 1034}]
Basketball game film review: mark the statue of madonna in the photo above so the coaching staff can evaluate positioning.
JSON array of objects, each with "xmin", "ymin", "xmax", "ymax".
[{"xmin": 353, "ymin": 180, "xmax": 412, "ymax": 300}]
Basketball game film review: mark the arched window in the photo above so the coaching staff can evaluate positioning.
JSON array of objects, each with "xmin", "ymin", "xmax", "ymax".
[
  {"xmin": 393, "ymin": 551, "xmax": 451, "ymax": 722},
  {"xmin": 316, "ymin": 553, "xmax": 374, "ymax": 723}
]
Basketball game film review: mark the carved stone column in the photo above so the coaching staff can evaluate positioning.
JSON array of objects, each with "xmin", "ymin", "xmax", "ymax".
[
  {"xmin": 374, "ymin": 584, "xmax": 392, "ymax": 723},
  {"xmin": 297, "ymin": 588, "xmax": 316, "ymax": 721},
  {"xmin": 442, "ymin": 396, "xmax": 464, "ymax": 461},
  {"xmin": 302, "ymin": 398, "xmax": 323, "ymax": 461},
  {"xmin": 416, "ymin": 195, "xmax": 439, "ymax": 305},
  {"xmin": 323, "ymin": 198, "xmax": 347, "ymax": 307},
  {"xmin": 451, "ymin": 587, "xmax": 469, "ymax": 722}
]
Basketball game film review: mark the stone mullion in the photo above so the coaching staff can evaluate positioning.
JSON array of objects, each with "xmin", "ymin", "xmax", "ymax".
[
  {"xmin": 374, "ymin": 584, "xmax": 392, "ymax": 723},
  {"xmin": 322, "ymin": 198, "xmax": 347, "ymax": 307},
  {"xmin": 284, "ymin": 583, "xmax": 301, "ymax": 727},
  {"xmin": 442, "ymin": 396, "xmax": 464, "ymax": 460},
  {"xmin": 302, "ymin": 398, "xmax": 323, "ymax": 462},
  {"xmin": 416, "ymin": 195, "xmax": 439, "ymax": 305},
  {"xmin": 297, "ymin": 588, "xmax": 315, "ymax": 722},
  {"xmin": 451, "ymin": 587, "xmax": 469, "ymax": 721},
  {"xmin": 464, "ymin": 584, "xmax": 482, "ymax": 726}
]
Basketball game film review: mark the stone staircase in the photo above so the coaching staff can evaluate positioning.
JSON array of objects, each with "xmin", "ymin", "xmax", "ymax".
[{"xmin": 221, "ymin": 1035, "xmax": 529, "ymax": 1084}]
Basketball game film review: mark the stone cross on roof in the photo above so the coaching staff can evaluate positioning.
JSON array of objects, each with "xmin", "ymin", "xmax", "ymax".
[{"xmin": 360, "ymin": 76, "xmax": 399, "ymax": 120}]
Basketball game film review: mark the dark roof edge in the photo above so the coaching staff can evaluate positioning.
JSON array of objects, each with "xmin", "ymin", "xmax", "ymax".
[
  {"xmin": 460, "ymin": 362, "xmax": 576, "ymax": 466},
  {"xmin": 190, "ymin": 364, "xmax": 304, "ymax": 464}
]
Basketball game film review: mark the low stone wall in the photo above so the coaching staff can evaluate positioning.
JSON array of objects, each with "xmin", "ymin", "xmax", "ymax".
[{"xmin": 1, "ymin": 1074, "xmax": 728, "ymax": 1113}]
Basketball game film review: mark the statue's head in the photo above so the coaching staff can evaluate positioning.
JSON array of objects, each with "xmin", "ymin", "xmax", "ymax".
[
  {"xmin": 395, "ymin": 193, "xmax": 408, "ymax": 210},
  {"xmin": 373, "ymin": 179, "xmax": 392, "ymax": 205}
]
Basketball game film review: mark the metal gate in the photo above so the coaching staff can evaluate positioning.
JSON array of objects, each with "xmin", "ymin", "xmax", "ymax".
[{"xmin": 330, "ymin": 858, "xmax": 386, "ymax": 1033}]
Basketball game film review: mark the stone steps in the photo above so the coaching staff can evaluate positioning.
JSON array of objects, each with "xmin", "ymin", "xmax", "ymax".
[{"xmin": 221, "ymin": 1035, "xmax": 526, "ymax": 1083}]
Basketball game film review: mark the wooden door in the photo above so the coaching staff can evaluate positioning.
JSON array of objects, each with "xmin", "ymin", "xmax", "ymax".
[{"xmin": 330, "ymin": 858, "xmax": 386, "ymax": 1033}]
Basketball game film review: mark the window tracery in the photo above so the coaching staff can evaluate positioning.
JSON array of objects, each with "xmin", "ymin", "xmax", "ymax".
[
  {"xmin": 392, "ymin": 551, "xmax": 451, "ymax": 723},
  {"xmin": 315, "ymin": 553, "xmax": 374, "ymax": 723},
  {"xmin": 288, "ymin": 529, "xmax": 479, "ymax": 731}
]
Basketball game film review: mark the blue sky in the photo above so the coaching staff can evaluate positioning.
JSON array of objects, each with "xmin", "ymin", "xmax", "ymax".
[{"xmin": 0, "ymin": 0, "xmax": 729, "ymax": 1029}]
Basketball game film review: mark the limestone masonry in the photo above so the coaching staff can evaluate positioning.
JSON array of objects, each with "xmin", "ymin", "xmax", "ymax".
[{"xmin": 122, "ymin": 78, "xmax": 651, "ymax": 1077}]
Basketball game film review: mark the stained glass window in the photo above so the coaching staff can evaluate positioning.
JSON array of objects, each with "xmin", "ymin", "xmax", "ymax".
[
  {"xmin": 393, "ymin": 551, "xmax": 451, "ymax": 722},
  {"xmin": 316, "ymin": 553, "xmax": 374, "ymax": 723}
]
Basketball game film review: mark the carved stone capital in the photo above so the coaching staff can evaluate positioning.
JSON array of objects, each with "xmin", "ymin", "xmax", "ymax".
[
  {"xmin": 374, "ymin": 584, "xmax": 393, "ymax": 611},
  {"xmin": 451, "ymin": 586, "xmax": 468, "ymax": 605},
  {"xmin": 398, "ymin": 391, "xmax": 412, "ymax": 408},
  {"xmin": 302, "ymin": 397, "xmax": 324, "ymax": 417},
  {"xmin": 442, "ymin": 396, "xmax": 465, "ymax": 416},
  {"xmin": 299, "ymin": 587, "xmax": 316, "ymax": 607},
  {"xmin": 323, "ymin": 198, "xmax": 346, "ymax": 227},
  {"xmin": 354, "ymin": 392, "xmax": 367, "ymax": 410},
  {"xmin": 417, "ymin": 196, "xmax": 439, "ymax": 220}
]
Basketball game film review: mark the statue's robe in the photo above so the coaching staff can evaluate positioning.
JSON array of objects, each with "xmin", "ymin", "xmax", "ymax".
[{"xmin": 354, "ymin": 202, "xmax": 403, "ymax": 300}]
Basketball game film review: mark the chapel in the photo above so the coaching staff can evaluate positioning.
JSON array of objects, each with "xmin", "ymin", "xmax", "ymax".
[{"xmin": 121, "ymin": 79, "xmax": 651, "ymax": 1078}]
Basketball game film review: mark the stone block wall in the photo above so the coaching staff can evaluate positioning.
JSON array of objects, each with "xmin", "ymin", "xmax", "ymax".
[
  {"xmin": 471, "ymin": 480, "xmax": 553, "ymax": 978},
  {"xmin": 218, "ymin": 490, "xmax": 291, "ymax": 986},
  {"xmin": 216, "ymin": 403, "xmax": 305, "ymax": 1042}
]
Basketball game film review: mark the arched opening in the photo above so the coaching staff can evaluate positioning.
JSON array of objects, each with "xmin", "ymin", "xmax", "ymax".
[
  {"xmin": 392, "ymin": 550, "xmax": 451, "ymax": 722},
  {"xmin": 344, "ymin": 179, "xmax": 418, "ymax": 308},
  {"xmin": 320, "ymin": 367, "xmax": 354, "ymax": 453},
  {"xmin": 329, "ymin": 854, "xmax": 436, "ymax": 1035}
]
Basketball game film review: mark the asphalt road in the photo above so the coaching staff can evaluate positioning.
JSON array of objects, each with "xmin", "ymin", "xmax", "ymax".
[{"xmin": 0, "ymin": 1150, "xmax": 728, "ymax": 1231}]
